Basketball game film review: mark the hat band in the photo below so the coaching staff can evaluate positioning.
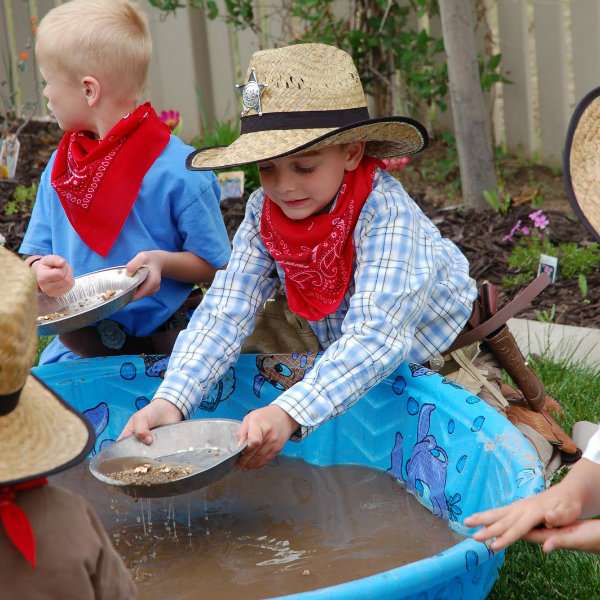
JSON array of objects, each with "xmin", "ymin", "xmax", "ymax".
[
  {"xmin": 0, "ymin": 388, "xmax": 21, "ymax": 416},
  {"xmin": 240, "ymin": 107, "xmax": 370, "ymax": 134}
]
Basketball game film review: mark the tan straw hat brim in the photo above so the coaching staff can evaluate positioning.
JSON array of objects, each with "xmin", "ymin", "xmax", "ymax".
[
  {"xmin": 188, "ymin": 117, "xmax": 428, "ymax": 171},
  {"xmin": 564, "ymin": 86, "xmax": 600, "ymax": 241},
  {"xmin": 0, "ymin": 374, "xmax": 94, "ymax": 486}
]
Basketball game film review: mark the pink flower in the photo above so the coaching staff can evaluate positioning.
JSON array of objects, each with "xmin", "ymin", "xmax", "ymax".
[
  {"xmin": 503, "ymin": 219, "xmax": 523, "ymax": 242},
  {"xmin": 159, "ymin": 109, "xmax": 181, "ymax": 131},
  {"xmin": 529, "ymin": 210, "xmax": 549, "ymax": 230},
  {"xmin": 383, "ymin": 156, "xmax": 411, "ymax": 171}
]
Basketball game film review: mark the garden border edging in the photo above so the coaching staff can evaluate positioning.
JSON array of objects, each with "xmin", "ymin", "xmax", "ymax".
[{"xmin": 508, "ymin": 318, "xmax": 600, "ymax": 370}]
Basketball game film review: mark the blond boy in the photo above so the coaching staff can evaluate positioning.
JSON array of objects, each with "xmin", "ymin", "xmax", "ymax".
[{"xmin": 21, "ymin": 0, "xmax": 230, "ymax": 363}]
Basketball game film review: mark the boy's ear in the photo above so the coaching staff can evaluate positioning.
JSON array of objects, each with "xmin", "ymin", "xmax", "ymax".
[
  {"xmin": 343, "ymin": 142, "xmax": 366, "ymax": 171},
  {"xmin": 81, "ymin": 76, "xmax": 101, "ymax": 107}
]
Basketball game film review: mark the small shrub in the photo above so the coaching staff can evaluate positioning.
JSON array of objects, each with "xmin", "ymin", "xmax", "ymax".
[
  {"xmin": 502, "ymin": 237, "xmax": 600, "ymax": 290},
  {"xmin": 4, "ymin": 182, "xmax": 37, "ymax": 216},
  {"xmin": 191, "ymin": 119, "xmax": 260, "ymax": 195}
]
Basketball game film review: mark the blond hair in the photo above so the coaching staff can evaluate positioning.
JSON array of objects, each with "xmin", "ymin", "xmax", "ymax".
[{"xmin": 36, "ymin": 0, "xmax": 151, "ymax": 100}]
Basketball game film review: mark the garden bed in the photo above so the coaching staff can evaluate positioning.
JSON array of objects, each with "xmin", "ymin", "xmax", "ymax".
[{"xmin": 2, "ymin": 121, "xmax": 598, "ymax": 328}]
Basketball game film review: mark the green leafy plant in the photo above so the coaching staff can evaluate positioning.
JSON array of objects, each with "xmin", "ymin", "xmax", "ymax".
[
  {"xmin": 502, "ymin": 237, "xmax": 600, "ymax": 290},
  {"xmin": 558, "ymin": 242, "xmax": 600, "ymax": 279},
  {"xmin": 534, "ymin": 304, "xmax": 556, "ymax": 324},
  {"xmin": 150, "ymin": 1, "xmax": 505, "ymax": 131},
  {"xmin": 483, "ymin": 188, "xmax": 512, "ymax": 215},
  {"xmin": 191, "ymin": 118, "xmax": 260, "ymax": 195},
  {"xmin": 478, "ymin": 53, "xmax": 510, "ymax": 92},
  {"xmin": 4, "ymin": 182, "xmax": 37, "ymax": 215},
  {"xmin": 578, "ymin": 273, "xmax": 589, "ymax": 300}
]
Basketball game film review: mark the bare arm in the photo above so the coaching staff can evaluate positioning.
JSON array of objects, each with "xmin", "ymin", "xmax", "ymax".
[{"xmin": 126, "ymin": 250, "xmax": 223, "ymax": 300}]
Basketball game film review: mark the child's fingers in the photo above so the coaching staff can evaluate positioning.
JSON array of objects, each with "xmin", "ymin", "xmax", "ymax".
[
  {"xmin": 465, "ymin": 506, "xmax": 510, "ymax": 527},
  {"xmin": 118, "ymin": 413, "xmax": 153, "ymax": 445},
  {"xmin": 42, "ymin": 254, "xmax": 67, "ymax": 268},
  {"xmin": 131, "ymin": 270, "xmax": 160, "ymax": 300},
  {"xmin": 538, "ymin": 521, "xmax": 600, "ymax": 553},
  {"xmin": 237, "ymin": 419, "xmax": 249, "ymax": 445},
  {"xmin": 238, "ymin": 420, "xmax": 264, "ymax": 469},
  {"xmin": 126, "ymin": 252, "xmax": 148, "ymax": 276},
  {"xmin": 473, "ymin": 511, "xmax": 539, "ymax": 551}
]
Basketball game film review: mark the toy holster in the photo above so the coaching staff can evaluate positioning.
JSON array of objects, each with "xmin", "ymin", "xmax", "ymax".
[
  {"xmin": 449, "ymin": 276, "xmax": 581, "ymax": 461},
  {"xmin": 478, "ymin": 282, "xmax": 545, "ymax": 412},
  {"xmin": 448, "ymin": 274, "xmax": 551, "ymax": 412}
]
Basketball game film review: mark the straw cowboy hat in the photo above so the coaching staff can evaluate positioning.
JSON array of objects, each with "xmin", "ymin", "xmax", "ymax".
[
  {"xmin": 0, "ymin": 247, "xmax": 94, "ymax": 485},
  {"xmin": 564, "ymin": 86, "xmax": 600, "ymax": 241},
  {"xmin": 188, "ymin": 43, "xmax": 428, "ymax": 170}
]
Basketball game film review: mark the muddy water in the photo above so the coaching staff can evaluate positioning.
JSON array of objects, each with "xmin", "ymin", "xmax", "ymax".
[{"xmin": 52, "ymin": 457, "xmax": 462, "ymax": 600}]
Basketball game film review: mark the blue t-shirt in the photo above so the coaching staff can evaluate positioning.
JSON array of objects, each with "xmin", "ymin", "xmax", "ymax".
[{"xmin": 21, "ymin": 135, "xmax": 231, "ymax": 364}]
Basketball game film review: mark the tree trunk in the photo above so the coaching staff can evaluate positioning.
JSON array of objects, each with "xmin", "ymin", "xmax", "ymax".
[{"xmin": 439, "ymin": 0, "xmax": 497, "ymax": 210}]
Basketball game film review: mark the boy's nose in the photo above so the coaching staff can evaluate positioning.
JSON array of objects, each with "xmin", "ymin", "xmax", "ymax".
[{"xmin": 274, "ymin": 174, "xmax": 296, "ymax": 196}]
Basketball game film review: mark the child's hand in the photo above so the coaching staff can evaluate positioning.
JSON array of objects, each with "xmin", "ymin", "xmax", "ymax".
[
  {"xmin": 118, "ymin": 398, "xmax": 183, "ymax": 445},
  {"xmin": 525, "ymin": 519, "xmax": 600, "ymax": 554},
  {"xmin": 33, "ymin": 255, "xmax": 74, "ymax": 297},
  {"xmin": 464, "ymin": 482, "xmax": 583, "ymax": 551},
  {"xmin": 237, "ymin": 405, "xmax": 299, "ymax": 470},
  {"xmin": 126, "ymin": 251, "xmax": 163, "ymax": 300}
]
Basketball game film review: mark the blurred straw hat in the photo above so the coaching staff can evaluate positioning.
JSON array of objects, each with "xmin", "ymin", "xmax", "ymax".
[
  {"xmin": 188, "ymin": 43, "xmax": 428, "ymax": 170},
  {"xmin": 0, "ymin": 247, "xmax": 93, "ymax": 485},
  {"xmin": 564, "ymin": 86, "xmax": 600, "ymax": 241}
]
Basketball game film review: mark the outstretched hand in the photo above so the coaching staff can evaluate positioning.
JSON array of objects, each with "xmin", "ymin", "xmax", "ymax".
[
  {"xmin": 237, "ymin": 405, "xmax": 299, "ymax": 470},
  {"xmin": 464, "ymin": 483, "xmax": 584, "ymax": 552},
  {"xmin": 118, "ymin": 398, "xmax": 183, "ymax": 445}
]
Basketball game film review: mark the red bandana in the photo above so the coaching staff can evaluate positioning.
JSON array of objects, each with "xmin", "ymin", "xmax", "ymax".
[
  {"xmin": 0, "ymin": 477, "xmax": 48, "ymax": 568},
  {"xmin": 260, "ymin": 156, "xmax": 384, "ymax": 320},
  {"xmin": 51, "ymin": 103, "xmax": 170, "ymax": 257}
]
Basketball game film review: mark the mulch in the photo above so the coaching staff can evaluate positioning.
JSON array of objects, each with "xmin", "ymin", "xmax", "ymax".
[{"xmin": 2, "ymin": 119, "xmax": 599, "ymax": 328}]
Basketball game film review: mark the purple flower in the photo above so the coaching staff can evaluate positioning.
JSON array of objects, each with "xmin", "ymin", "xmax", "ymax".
[
  {"xmin": 529, "ymin": 210, "xmax": 549, "ymax": 230},
  {"xmin": 503, "ymin": 219, "xmax": 523, "ymax": 242}
]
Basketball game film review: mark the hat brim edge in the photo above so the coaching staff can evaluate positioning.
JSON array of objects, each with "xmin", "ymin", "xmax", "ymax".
[
  {"xmin": 1, "ymin": 373, "xmax": 96, "ymax": 486},
  {"xmin": 186, "ymin": 116, "xmax": 429, "ymax": 172},
  {"xmin": 563, "ymin": 85, "xmax": 600, "ymax": 244}
]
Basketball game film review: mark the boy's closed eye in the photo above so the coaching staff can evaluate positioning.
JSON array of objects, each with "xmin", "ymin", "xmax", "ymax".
[{"xmin": 258, "ymin": 162, "xmax": 317, "ymax": 174}]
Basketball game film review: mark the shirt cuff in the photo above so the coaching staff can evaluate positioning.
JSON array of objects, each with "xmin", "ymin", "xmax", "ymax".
[
  {"xmin": 154, "ymin": 372, "xmax": 205, "ymax": 419},
  {"xmin": 271, "ymin": 380, "xmax": 335, "ymax": 437}
]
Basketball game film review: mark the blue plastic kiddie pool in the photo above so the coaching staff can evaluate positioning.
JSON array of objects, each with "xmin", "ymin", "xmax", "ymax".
[{"xmin": 35, "ymin": 353, "xmax": 544, "ymax": 600}]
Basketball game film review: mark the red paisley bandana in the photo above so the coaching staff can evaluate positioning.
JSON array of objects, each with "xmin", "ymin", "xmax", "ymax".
[
  {"xmin": 0, "ymin": 477, "xmax": 48, "ymax": 568},
  {"xmin": 260, "ymin": 156, "xmax": 384, "ymax": 320},
  {"xmin": 51, "ymin": 103, "xmax": 170, "ymax": 257}
]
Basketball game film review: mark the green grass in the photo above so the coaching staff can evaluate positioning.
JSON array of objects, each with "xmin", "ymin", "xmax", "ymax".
[
  {"xmin": 491, "ymin": 355, "xmax": 600, "ymax": 599},
  {"xmin": 35, "ymin": 335, "xmax": 53, "ymax": 365}
]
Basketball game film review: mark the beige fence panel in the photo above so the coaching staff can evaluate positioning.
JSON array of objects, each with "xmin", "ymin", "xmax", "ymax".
[
  {"xmin": 3, "ymin": 0, "xmax": 600, "ymax": 166},
  {"xmin": 532, "ymin": 0, "xmax": 573, "ymax": 165},
  {"xmin": 570, "ymin": 0, "xmax": 600, "ymax": 105},
  {"xmin": 497, "ymin": 0, "xmax": 539, "ymax": 158},
  {"xmin": 144, "ymin": 6, "xmax": 212, "ymax": 140}
]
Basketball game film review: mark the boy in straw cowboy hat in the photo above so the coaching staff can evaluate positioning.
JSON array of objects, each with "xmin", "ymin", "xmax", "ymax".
[
  {"xmin": 20, "ymin": 0, "xmax": 231, "ymax": 364},
  {"xmin": 121, "ymin": 43, "xmax": 578, "ymax": 471},
  {"xmin": 0, "ymin": 247, "xmax": 136, "ymax": 597},
  {"xmin": 464, "ymin": 86, "xmax": 600, "ymax": 555}
]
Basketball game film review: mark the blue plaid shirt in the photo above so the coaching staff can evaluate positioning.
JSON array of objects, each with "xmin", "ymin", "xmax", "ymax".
[{"xmin": 156, "ymin": 169, "xmax": 477, "ymax": 435}]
